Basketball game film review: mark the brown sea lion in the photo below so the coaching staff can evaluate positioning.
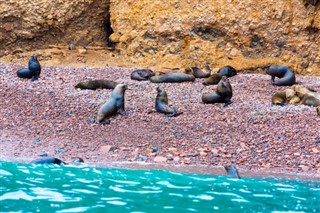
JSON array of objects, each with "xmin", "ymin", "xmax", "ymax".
[
  {"xmin": 285, "ymin": 88, "xmax": 300, "ymax": 104},
  {"xmin": 217, "ymin": 66, "xmax": 237, "ymax": 77},
  {"xmin": 224, "ymin": 165, "xmax": 241, "ymax": 179},
  {"xmin": 155, "ymin": 87, "xmax": 183, "ymax": 117},
  {"xmin": 300, "ymin": 94, "xmax": 320, "ymax": 107},
  {"xmin": 130, "ymin": 69, "xmax": 155, "ymax": 81},
  {"xmin": 96, "ymin": 84, "xmax": 128, "ymax": 124},
  {"xmin": 202, "ymin": 76, "xmax": 233, "ymax": 106},
  {"xmin": 203, "ymin": 73, "xmax": 222, "ymax": 85},
  {"xmin": 292, "ymin": 85, "xmax": 317, "ymax": 98},
  {"xmin": 271, "ymin": 91, "xmax": 287, "ymax": 105},
  {"xmin": 75, "ymin": 80, "xmax": 118, "ymax": 90},
  {"xmin": 186, "ymin": 67, "xmax": 210, "ymax": 78},
  {"xmin": 266, "ymin": 65, "xmax": 296, "ymax": 86},
  {"xmin": 150, "ymin": 73, "xmax": 195, "ymax": 83}
]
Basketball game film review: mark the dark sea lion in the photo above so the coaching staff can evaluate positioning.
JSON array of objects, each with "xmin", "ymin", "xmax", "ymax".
[
  {"xmin": 30, "ymin": 157, "xmax": 66, "ymax": 165},
  {"xmin": 130, "ymin": 69, "xmax": 155, "ymax": 81},
  {"xmin": 266, "ymin": 65, "xmax": 295, "ymax": 86},
  {"xmin": 224, "ymin": 165, "xmax": 241, "ymax": 179},
  {"xmin": 17, "ymin": 55, "xmax": 41, "ymax": 81},
  {"xmin": 75, "ymin": 80, "xmax": 118, "ymax": 90},
  {"xmin": 203, "ymin": 73, "xmax": 222, "ymax": 85},
  {"xmin": 202, "ymin": 76, "xmax": 233, "ymax": 106},
  {"xmin": 28, "ymin": 55, "xmax": 41, "ymax": 81},
  {"xmin": 186, "ymin": 67, "xmax": 211, "ymax": 78},
  {"xmin": 17, "ymin": 68, "xmax": 33, "ymax": 79},
  {"xmin": 217, "ymin": 66, "xmax": 237, "ymax": 77},
  {"xmin": 155, "ymin": 87, "xmax": 183, "ymax": 117},
  {"xmin": 96, "ymin": 84, "xmax": 128, "ymax": 124},
  {"xmin": 150, "ymin": 73, "xmax": 195, "ymax": 83}
]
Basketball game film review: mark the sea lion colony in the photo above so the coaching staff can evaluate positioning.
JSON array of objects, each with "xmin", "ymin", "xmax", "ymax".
[{"xmin": 17, "ymin": 57, "xmax": 319, "ymax": 126}]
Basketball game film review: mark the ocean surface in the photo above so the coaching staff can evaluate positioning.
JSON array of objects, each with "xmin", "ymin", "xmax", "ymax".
[{"xmin": 0, "ymin": 161, "xmax": 319, "ymax": 213}]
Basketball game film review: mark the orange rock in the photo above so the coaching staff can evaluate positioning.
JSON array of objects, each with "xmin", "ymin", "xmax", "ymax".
[{"xmin": 154, "ymin": 156, "xmax": 167, "ymax": 162}]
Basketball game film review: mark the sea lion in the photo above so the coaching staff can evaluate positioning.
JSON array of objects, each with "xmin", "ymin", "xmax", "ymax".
[
  {"xmin": 96, "ymin": 84, "xmax": 128, "ymax": 124},
  {"xmin": 300, "ymin": 94, "xmax": 320, "ymax": 107},
  {"xmin": 149, "ymin": 73, "xmax": 195, "ymax": 83},
  {"xmin": 130, "ymin": 69, "xmax": 155, "ymax": 81},
  {"xmin": 266, "ymin": 65, "xmax": 295, "ymax": 86},
  {"xmin": 202, "ymin": 76, "xmax": 233, "ymax": 106},
  {"xmin": 186, "ymin": 67, "xmax": 210, "ymax": 78},
  {"xmin": 317, "ymin": 106, "xmax": 320, "ymax": 115},
  {"xmin": 30, "ymin": 157, "xmax": 66, "ymax": 165},
  {"xmin": 291, "ymin": 85, "xmax": 316, "ymax": 98},
  {"xmin": 155, "ymin": 87, "xmax": 183, "ymax": 116},
  {"xmin": 203, "ymin": 73, "xmax": 222, "ymax": 85},
  {"xmin": 217, "ymin": 66, "xmax": 237, "ymax": 77},
  {"xmin": 17, "ymin": 55, "xmax": 41, "ymax": 81},
  {"xmin": 75, "ymin": 80, "xmax": 118, "ymax": 90},
  {"xmin": 271, "ymin": 88, "xmax": 300, "ymax": 105},
  {"xmin": 224, "ymin": 165, "xmax": 241, "ymax": 179}
]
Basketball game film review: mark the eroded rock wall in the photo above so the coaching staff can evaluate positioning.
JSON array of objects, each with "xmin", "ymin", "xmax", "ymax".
[
  {"xmin": 0, "ymin": 0, "xmax": 109, "ymax": 55},
  {"xmin": 0, "ymin": 0, "xmax": 319, "ymax": 75},
  {"xmin": 110, "ymin": 0, "xmax": 319, "ymax": 74}
]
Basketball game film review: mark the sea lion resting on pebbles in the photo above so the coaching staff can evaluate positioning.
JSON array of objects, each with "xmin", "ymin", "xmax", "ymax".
[
  {"xmin": 185, "ymin": 67, "xmax": 210, "ymax": 78},
  {"xmin": 203, "ymin": 73, "xmax": 223, "ymax": 85},
  {"xmin": 75, "ymin": 80, "xmax": 118, "ymax": 90},
  {"xmin": 130, "ymin": 69, "xmax": 155, "ymax": 81},
  {"xmin": 266, "ymin": 65, "xmax": 296, "ymax": 86},
  {"xmin": 155, "ymin": 87, "xmax": 183, "ymax": 117},
  {"xmin": 96, "ymin": 84, "xmax": 128, "ymax": 124},
  {"xmin": 17, "ymin": 55, "xmax": 41, "ymax": 81},
  {"xmin": 202, "ymin": 76, "xmax": 233, "ymax": 106},
  {"xmin": 149, "ymin": 73, "xmax": 195, "ymax": 83},
  {"xmin": 271, "ymin": 88, "xmax": 301, "ymax": 105},
  {"xmin": 217, "ymin": 66, "xmax": 237, "ymax": 77},
  {"xmin": 292, "ymin": 85, "xmax": 320, "ymax": 107}
]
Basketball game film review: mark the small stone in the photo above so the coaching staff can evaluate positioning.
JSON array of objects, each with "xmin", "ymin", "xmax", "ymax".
[
  {"xmin": 39, "ymin": 153, "xmax": 48, "ymax": 157},
  {"xmin": 168, "ymin": 147, "xmax": 178, "ymax": 152},
  {"xmin": 55, "ymin": 149, "xmax": 66, "ymax": 154},
  {"xmin": 154, "ymin": 156, "xmax": 167, "ymax": 162},
  {"xmin": 311, "ymin": 148, "xmax": 319, "ymax": 154},
  {"xmin": 152, "ymin": 147, "xmax": 158, "ymax": 152},
  {"xmin": 199, "ymin": 151, "xmax": 207, "ymax": 157}
]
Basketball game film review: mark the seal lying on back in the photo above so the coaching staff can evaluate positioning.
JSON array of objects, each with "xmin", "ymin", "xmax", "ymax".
[
  {"xmin": 130, "ymin": 69, "xmax": 155, "ymax": 81},
  {"xmin": 217, "ymin": 66, "xmax": 237, "ymax": 77},
  {"xmin": 266, "ymin": 65, "xmax": 295, "ymax": 86},
  {"xmin": 75, "ymin": 80, "xmax": 118, "ymax": 90},
  {"xmin": 186, "ymin": 67, "xmax": 210, "ymax": 78},
  {"xmin": 96, "ymin": 84, "xmax": 128, "ymax": 124},
  {"xmin": 149, "ymin": 73, "xmax": 195, "ymax": 83},
  {"xmin": 17, "ymin": 55, "xmax": 41, "ymax": 81},
  {"xmin": 202, "ymin": 76, "xmax": 233, "ymax": 106},
  {"xmin": 203, "ymin": 73, "xmax": 222, "ymax": 85},
  {"xmin": 155, "ymin": 87, "xmax": 183, "ymax": 117}
]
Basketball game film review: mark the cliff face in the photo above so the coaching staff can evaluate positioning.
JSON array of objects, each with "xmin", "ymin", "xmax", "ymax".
[{"xmin": 1, "ymin": 0, "xmax": 319, "ymax": 75}]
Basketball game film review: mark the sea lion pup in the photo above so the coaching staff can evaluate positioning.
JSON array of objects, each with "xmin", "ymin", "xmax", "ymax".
[
  {"xmin": 271, "ymin": 91, "xmax": 287, "ymax": 105},
  {"xmin": 149, "ymin": 73, "xmax": 195, "ymax": 83},
  {"xmin": 266, "ymin": 65, "xmax": 295, "ymax": 86},
  {"xmin": 130, "ymin": 69, "xmax": 155, "ymax": 81},
  {"xmin": 202, "ymin": 76, "xmax": 233, "ymax": 106},
  {"xmin": 217, "ymin": 65, "xmax": 237, "ymax": 77},
  {"xmin": 203, "ymin": 73, "xmax": 223, "ymax": 85},
  {"xmin": 30, "ymin": 157, "xmax": 66, "ymax": 165},
  {"xmin": 96, "ymin": 84, "xmax": 128, "ymax": 124},
  {"xmin": 224, "ymin": 165, "xmax": 241, "ymax": 179},
  {"xmin": 155, "ymin": 87, "xmax": 183, "ymax": 117},
  {"xmin": 185, "ymin": 67, "xmax": 210, "ymax": 78},
  {"xmin": 17, "ymin": 55, "xmax": 41, "ymax": 81},
  {"xmin": 75, "ymin": 79, "xmax": 118, "ymax": 90}
]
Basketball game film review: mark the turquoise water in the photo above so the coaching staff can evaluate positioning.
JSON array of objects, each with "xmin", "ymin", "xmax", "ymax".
[{"xmin": 0, "ymin": 161, "xmax": 319, "ymax": 213}]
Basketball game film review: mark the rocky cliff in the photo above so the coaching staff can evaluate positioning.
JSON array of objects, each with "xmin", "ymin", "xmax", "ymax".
[{"xmin": 1, "ymin": 0, "xmax": 319, "ymax": 75}]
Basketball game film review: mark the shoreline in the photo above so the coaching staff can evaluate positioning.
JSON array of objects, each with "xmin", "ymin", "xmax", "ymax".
[{"xmin": 1, "ymin": 156, "xmax": 320, "ymax": 182}]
